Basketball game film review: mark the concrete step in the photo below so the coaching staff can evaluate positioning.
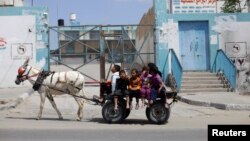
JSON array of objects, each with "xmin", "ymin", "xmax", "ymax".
[
  {"xmin": 180, "ymin": 71, "xmax": 228, "ymax": 93},
  {"xmin": 183, "ymin": 72, "xmax": 217, "ymax": 77},
  {"xmin": 180, "ymin": 87, "xmax": 228, "ymax": 93},
  {"xmin": 181, "ymin": 84, "xmax": 225, "ymax": 89},
  {"xmin": 182, "ymin": 79, "xmax": 221, "ymax": 84},
  {"xmin": 182, "ymin": 77, "xmax": 219, "ymax": 81}
]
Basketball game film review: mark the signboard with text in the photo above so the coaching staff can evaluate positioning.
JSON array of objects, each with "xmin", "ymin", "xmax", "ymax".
[{"xmin": 172, "ymin": 0, "xmax": 216, "ymax": 13}]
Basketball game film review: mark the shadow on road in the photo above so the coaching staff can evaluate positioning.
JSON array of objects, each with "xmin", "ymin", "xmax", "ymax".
[
  {"xmin": 6, "ymin": 116, "xmax": 168, "ymax": 125},
  {"xmin": 6, "ymin": 116, "xmax": 72, "ymax": 121},
  {"xmin": 88, "ymin": 117, "xmax": 165, "ymax": 125}
]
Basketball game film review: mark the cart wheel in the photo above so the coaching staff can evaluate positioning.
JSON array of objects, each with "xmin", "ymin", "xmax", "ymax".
[
  {"xmin": 102, "ymin": 101, "xmax": 125, "ymax": 123},
  {"xmin": 145, "ymin": 107, "xmax": 150, "ymax": 120},
  {"xmin": 124, "ymin": 109, "xmax": 131, "ymax": 119},
  {"xmin": 146, "ymin": 102, "xmax": 170, "ymax": 124},
  {"xmin": 119, "ymin": 99, "xmax": 130, "ymax": 119}
]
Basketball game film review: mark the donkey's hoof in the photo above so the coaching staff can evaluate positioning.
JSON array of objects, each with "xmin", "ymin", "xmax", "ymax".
[
  {"xmin": 76, "ymin": 117, "xmax": 82, "ymax": 121},
  {"xmin": 36, "ymin": 117, "xmax": 40, "ymax": 120},
  {"xmin": 59, "ymin": 117, "xmax": 63, "ymax": 120}
]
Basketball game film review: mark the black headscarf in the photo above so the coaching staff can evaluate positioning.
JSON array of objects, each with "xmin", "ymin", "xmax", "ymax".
[{"xmin": 147, "ymin": 63, "xmax": 162, "ymax": 77}]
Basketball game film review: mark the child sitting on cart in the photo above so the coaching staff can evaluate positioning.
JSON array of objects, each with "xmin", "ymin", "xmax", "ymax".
[
  {"xmin": 128, "ymin": 68, "xmax": 141, "ymax": 110},
  {"xmin": 97, "ymin": 65, "xmax": 120, "ymax": 104},
  {"xmin": 140, "ymin": 66, "xmax": 152, "ymax": 108},
  {"xmin": 148, "ymin": 63, "xmax": 167, "ymax": 107},
  {"xmin": 113, "ymin": 70, "xmax": 130, "ymax": 111}
]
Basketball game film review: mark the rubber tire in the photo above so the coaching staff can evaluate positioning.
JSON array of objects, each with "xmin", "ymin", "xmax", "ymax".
[
  {"xmin": 124, "ymin": 109, "xmax": 131, "ymax": 119},
  {"xmin": 102, "ymin": 101, "xmax": 125, "ymax": 123},
  {"xmin": 146, "ymin": 102, "xmax": 170, "ymax": 124},
  {"xmin": 119, "ymin": 99, "xmax": 130, "ymax": 119},
  {"xmin": 146, "ymin": 107, "xmax": 150, "ymax": 121}
]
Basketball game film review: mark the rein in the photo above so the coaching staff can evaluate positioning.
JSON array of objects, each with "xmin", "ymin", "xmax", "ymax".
[
  {"xmin": 20, "ymin": 67, "xmax": 40, "ymax": 81},
  {"xmin": 27, "ymin": 73, "xmax": 40, "ymax": 79}
]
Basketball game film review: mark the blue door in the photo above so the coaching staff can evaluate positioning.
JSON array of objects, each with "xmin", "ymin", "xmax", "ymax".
[{"xmin": 179, "ymin": 21, "xmax": 209, "ymax": 71}]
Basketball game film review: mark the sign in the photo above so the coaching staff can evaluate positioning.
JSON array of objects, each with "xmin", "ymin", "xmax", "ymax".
[
  {"xmin": 225, "ymin": 42, "xmax": 247, "ymax": 58},
  {"xmin": 11, "ymin": 43, "xmax": 33, "ymax": 59},
  {"xmin": 172, "ymin": 0, "xmax": 216, "ymax": 13},
  {"xmin": 225, "ymin": 42, "xmax": 247, "ymax": 67},
  {"xmin": 180, "ymin": 0, "xmax": 216, "ymax": 4},
  {"xmin": 231, "ymin": 57, "xmax": 246, "ymax": 66}
]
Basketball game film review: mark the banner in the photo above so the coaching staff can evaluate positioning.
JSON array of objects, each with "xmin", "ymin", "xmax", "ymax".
[{"xmin": 172, "ymin": 0, "xmax": 216, "ymax": 13}]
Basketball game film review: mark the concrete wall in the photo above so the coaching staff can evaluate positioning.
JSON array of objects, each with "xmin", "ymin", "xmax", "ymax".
[
  {"xmin": 0, "ymin": 7, "xmax": 48, "ymax": 88},
  {"xmin": 213, "ymin": 14, "xmax": 250, "ymax": 93},
  {"xmin": 136, "ymin": 7, "xmax": 155, "ymax": 67}
]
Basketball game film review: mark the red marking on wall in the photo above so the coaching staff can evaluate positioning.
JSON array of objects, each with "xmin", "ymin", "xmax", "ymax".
[
  {"xmin": 181, "ymin": 0, "xmax": 216, "ymax": 4},
  {"xmin": 0, "ymin": 38, "xmax": 7, "ymax": 48}
]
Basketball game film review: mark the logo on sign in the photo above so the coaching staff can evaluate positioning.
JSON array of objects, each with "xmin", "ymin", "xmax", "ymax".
[
  {"xmin": 232, "ymin": 44, "xmax": 240, "ymax": 53},
  {"xmin": 17, "ymin": 44, "xmax": 26, "ymax": 55},
  {"xmin": 231, "ymin": 58, "xmax": 246, "ymax": 66}
]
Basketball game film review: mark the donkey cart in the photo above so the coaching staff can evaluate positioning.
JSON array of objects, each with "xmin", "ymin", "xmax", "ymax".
[{"xmin": 93, "ymin": 82, "xmax": 178, "ymax": 124}]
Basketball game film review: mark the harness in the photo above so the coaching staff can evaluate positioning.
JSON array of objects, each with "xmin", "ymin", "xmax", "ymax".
[
  {"xmin": 19, "ymin": 67, "xmax": 95, "ymax": 102},
  {"xmin": 33, "ymin": 70, "xmax": 54, "ymax": 91}
]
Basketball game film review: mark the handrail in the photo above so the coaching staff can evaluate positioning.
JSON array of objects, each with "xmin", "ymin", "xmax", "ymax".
[
  {"xmin": 169, "ymin": 49, "xmax": 183, "ymax": 91},
  {"xmin": 212, "ymin": 49, "xmax": 236, "ymax": 90}
]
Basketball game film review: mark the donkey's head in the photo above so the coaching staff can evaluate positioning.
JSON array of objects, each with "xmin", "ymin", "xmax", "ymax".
[{"xmin": 15, "ymin": 58, "xmax": 32, "ymax": 85}]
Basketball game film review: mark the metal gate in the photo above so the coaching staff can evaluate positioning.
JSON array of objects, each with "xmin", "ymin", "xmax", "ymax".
[
  {"xmin": 48, "ymin": 25, "xmax": 154, "ymax": 84},
  {"xmin": 179, "ymin": 21, "xmax": 209, "ymax": 71}
]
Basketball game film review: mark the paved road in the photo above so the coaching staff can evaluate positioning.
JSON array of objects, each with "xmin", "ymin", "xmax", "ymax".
[
  {"xmin": 0, "ymin": 128, "xmax": 206, "ymax": 141},
  {"xmin": 0, "ymin": 87, "xmax": 249, "ymax": 141}
]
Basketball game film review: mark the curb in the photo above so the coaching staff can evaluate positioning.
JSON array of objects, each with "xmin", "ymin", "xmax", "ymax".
[
  {"xmin": 0, "ymin": 90, "xmax": 34, "ymax": 111},
  {"xmin": 177, "ymin": 95, "xmax": 250, "ymax": 111}
]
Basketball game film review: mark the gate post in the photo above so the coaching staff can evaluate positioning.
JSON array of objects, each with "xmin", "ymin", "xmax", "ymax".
[{"xmin": 100, "ymin": 26, "xmax": 106, "ymax": 81}]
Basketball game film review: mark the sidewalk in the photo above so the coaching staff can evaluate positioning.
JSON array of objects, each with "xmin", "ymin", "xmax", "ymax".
[
  {"xmin": 178, "ymin": 92, "xmax": 250, "ymax": 110},
  {"xmin": 0, "ymin": 87, "xmax": 33, "ymax": 111},
  {"xmin": 0, "ymin": 87, "xmax": 250, "ymax": 111}
]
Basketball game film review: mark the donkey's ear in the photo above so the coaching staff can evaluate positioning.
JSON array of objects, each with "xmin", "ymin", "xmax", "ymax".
[{"xmin": 23, "ymin": 58, "xmax": 30, "ymax": 67}]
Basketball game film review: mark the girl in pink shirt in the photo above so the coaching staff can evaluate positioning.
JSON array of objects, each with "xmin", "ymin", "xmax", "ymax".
[{"xmin": 140, "ymin": 66, "xmax": 152, "ymax": 108}]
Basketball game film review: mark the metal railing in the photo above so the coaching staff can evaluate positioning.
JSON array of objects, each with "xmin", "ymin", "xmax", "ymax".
[
  {"xmin": 169, "ymin": 49, "xmax": 183, "ymax": 91},
  {"xmin": 212, "ymin": 49, "xmax": 236, "ymax": 91}
]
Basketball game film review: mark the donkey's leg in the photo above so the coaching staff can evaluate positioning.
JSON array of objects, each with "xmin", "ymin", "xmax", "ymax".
[
  {"xmin": 79, "ymin": 89, "xmax": 86, "ymax": 118},
  {"xmin": 66, "ymin": 85, "xmax": 83, "ymax": 121},
  {"xmin": 76, "ymin": 89, "xmax": 86, "ymax": 120},
  {"xmin": 46, "ymin": 93, "xmax": 63, "ymax": 120},
  {"xmin": 74, "ymin": 96, "xmax": 83, "ymax": 121},
  {"xmin": 37, "ymin": 92, "xmax": 46, "ymax": 120}
]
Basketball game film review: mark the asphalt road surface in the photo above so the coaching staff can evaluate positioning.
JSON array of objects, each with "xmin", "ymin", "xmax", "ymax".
[{"xmin": 0, "ymin": 87, "xmax": 249, "ymax": 141}]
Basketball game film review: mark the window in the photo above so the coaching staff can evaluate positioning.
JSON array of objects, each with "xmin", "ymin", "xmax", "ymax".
[
  {"xmin": 65, "ymin": 31, "xmax": 79, "ymax": 40},
  {"xmin": 89, "ymin": 31, "xmax": 99, "ymax": 40}
]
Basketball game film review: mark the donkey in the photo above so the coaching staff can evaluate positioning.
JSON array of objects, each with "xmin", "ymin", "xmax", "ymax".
[{"xmin": 15, "ymin": 59, "xmax": 87, "ymax": 121}]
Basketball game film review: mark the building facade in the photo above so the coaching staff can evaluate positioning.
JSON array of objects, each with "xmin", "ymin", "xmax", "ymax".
[
  {"xmin": 0, "ymin": 2, "xmax": 48, "ymax": 87},
  {"xmin": 56, "ymin": 20, "xmax": 138, "ymax": 65},
  {"xmin": 144, "ymin": 0, "xmax": 250, "ymax": 92}
]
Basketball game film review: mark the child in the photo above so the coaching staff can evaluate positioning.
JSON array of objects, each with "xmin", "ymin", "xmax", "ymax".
[
  {"xmin": 98, "ymin": 65, "xmax": 120, "ymax": 104},
  {"xmin": 113, "ymin": 70, "xmax": 130, "ymax": 110},
  {"xmin": 140, "ymin": 66, "xmax": 152, "ymax": 108},
  {"xmin": 128, "ymin": 68, "xmax": 141, "ymax": 110},
  {"xmin": 148, "ymin": 63, "xmax": 166, "ymax": 107}
]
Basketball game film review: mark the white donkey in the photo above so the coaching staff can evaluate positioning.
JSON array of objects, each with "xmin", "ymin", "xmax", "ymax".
[{"xmin": 15, "ymin": 59, "xmax": 87, "ymax": 121}]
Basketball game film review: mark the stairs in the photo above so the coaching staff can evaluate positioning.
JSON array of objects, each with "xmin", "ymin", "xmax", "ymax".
[{"xmin": 180, "ymin": 72, "xmax": 228, "ymax": 93}]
